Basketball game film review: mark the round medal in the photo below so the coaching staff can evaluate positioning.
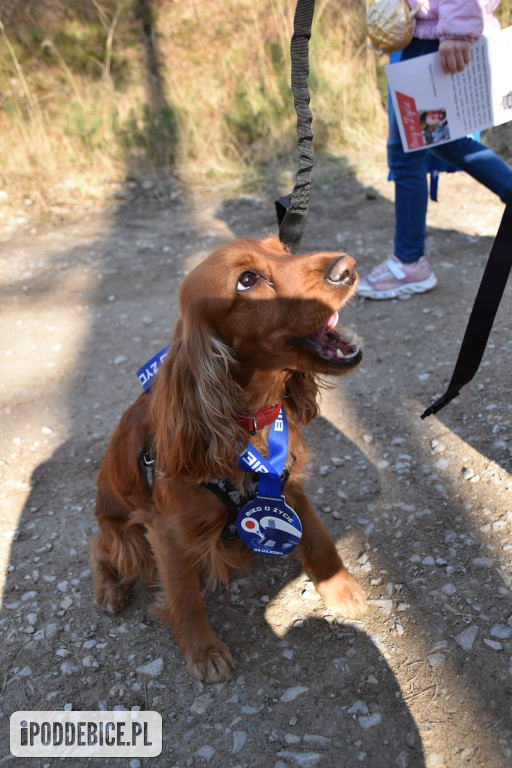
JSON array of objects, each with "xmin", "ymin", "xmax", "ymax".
[{"xmin": 237, "ymin": 495, "xmax": 302, "ymax": 556}]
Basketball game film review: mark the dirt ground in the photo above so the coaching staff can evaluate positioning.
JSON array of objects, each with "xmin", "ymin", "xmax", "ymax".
[{"xmin": 1, "ymin": 162, "xmax": 511, "ymax": 768}]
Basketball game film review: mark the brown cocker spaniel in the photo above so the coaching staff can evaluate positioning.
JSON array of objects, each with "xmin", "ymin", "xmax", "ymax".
[{"xmin": 90, "ymin": 236, "xmax": 366, "ymax": 682}]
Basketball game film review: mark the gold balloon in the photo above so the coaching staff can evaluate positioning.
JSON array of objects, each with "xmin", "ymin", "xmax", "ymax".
[{"xmin": 366, "ymin": 0, "xmax": 423, "ymax": 56}]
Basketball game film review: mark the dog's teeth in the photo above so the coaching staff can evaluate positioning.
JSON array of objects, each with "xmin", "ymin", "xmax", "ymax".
[{"xmin": 336, "ymin": 349, "xmax": 344, "ymax": 359}]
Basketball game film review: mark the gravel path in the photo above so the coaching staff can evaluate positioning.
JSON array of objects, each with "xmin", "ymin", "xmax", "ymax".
[{"xmin": 1, "ymin": 167, "xmax": 511, "ymax": 767}]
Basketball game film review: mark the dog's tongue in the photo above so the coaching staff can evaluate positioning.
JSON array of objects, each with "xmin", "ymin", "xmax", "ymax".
[
  {"xmin": 309, "ymin": 312, "xmax": 339, "ymax": 345},
  {"xmin": 326, "ymin": 312, "xmax": 339, "ymax": 332}
]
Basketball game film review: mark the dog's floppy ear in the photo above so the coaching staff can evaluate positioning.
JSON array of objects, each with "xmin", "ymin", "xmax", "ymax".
[
  {"xmin": 150, "ymin": 318, "xmax": 246, "ymax": 483},
  {"xmin": 285, "ymin": 371, "xmax": 321, "ymax": 426}
]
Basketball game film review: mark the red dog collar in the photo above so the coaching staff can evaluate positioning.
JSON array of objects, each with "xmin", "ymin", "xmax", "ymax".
[{"xmin": 236, "ymin": 401, "xmax": 283, "ymax": 435}]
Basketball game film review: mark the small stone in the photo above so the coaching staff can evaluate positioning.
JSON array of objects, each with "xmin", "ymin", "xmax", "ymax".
[
  {"xmin": 422, "ymin": 556, "xmax": 435, "ymax": 566},
  {"xmin": 113, "ymin": 355, "xmax": 127, "ymax": 365},
  {"xmin": 427, "ymin": 653, "xmax": 445, "ymax": 667},
  {"xmin": 232, "ymin": 731, "xmax": 247, "ymax": 754},
  {"xmin": 190, "ymin": 693, "xmax": 211, "ymax": 715},
  {"xmin": 490, "ymin": 624, "xmax": 512, "ymax": 640},
  {"xmin": 374, "ymin": 599, "xmax": 392, "ymax": 614},
  {"xmin": 483, "ymin": 639, "xmax": 503, "ymax": 651},
  {"xmin": 8, "ymin": 666, "xmax": 32, "ymax": 683},
  {"xmin": 60, "ymin": 662, "xmax": 79, "ymax": 675},
  {"xmin": 359, "ymin": 713, "xmax": 382, "ymax": 729},
  {"xmin": 276, "ymin": 750, "xmax": 324, "ymax": 767},
  {"xmin": 195, "ymin": 745, "xmax": 215, "ymax": 762},
  {"xmin": 348, "ymin": 701, "xmax": 369, "ymax": 715},
  {"xmin": 241, "ymin": 704, "xmax": 264, "ymax": 715},
  {"xmin": 280, "ymin": 686, "xmax": 309, "ymax": 702},
  {"xmin": 303, "ymin": 734, "xmax": 331, "ymax": 745},
  {"xmin": 440, "ymin": 583, "xmax": 456, "ymax": 596},
  {"xmin": 454, "ymin": 626, "xmax": 478, "ymax": 651},
  {"xmin": 136, "ymin": 658, "xmax": 163, "ymax": 676},
  {"xmin": 332, "ymin": 657, "xmax": 350, "ymax": 674}
]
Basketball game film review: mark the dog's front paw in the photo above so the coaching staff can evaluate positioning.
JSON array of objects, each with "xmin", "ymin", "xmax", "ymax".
[
  {"xmin": 316, "ymin": 568, "xmax": 367, "ymax": 618},
  {"xmin": 186, "ymin": 641, "xmax": 233, "ymax": 683}
]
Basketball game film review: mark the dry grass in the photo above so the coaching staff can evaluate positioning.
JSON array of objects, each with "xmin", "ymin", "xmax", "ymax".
[{"xmin": 0, "ymin": 0, "xmax": 389, "ymax": 224}]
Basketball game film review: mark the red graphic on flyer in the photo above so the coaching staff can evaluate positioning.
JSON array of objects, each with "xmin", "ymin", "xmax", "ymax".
[{"xmin": 396, "ymin": 92, "xmax": 424, "ymax": 150}]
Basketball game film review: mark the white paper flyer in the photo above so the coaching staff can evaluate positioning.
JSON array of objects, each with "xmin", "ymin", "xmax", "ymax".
[{"xmin": 385, "ymin": 25, "xmax": 512, "ymax": 153}]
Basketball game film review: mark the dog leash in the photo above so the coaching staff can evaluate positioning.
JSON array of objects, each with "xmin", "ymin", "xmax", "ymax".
[
  {"xmin": 275, "ymin": 0, "xmax": 316, "ymax": 254},
  {"xmin": 421, "ymin": 194, "xmax": 512, "ymax": 419}
]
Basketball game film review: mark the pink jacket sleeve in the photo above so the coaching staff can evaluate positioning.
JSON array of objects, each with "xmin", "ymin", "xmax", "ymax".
[
  {"xmin": 437, "ymin": 0, "xmax": 500, "ymax": 40},
  {"xmin": 409, "ymin": 0, "xmax": 501, "ymax": 41}
]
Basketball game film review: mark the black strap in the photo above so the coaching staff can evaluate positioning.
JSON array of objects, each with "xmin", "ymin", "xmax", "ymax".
[
  {"xmin": 421, "ymin": 195, "xmax": 512, "ymax": 419},
  {"xmin": 139, "ymin": 438, "xmax": 297, "ymax": 541},
  {"xmin": 275, "ymin": 0, "xmax": 316, "ymax": 254}
]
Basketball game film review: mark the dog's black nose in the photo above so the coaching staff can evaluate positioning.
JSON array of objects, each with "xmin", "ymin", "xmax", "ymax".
[{"xmin": 327, "ymin": 255, "xmax": 356, "ymax": 286}]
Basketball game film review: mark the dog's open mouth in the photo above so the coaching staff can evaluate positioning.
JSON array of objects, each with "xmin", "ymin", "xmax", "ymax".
[{"xmin": 292, "ymin": 311, "xmax": 362, "ymax": 368}]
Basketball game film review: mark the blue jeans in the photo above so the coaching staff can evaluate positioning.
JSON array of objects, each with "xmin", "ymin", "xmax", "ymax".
[{"xmin": 388, "ymin": 38, "xmax": 512, "ymax": 263}]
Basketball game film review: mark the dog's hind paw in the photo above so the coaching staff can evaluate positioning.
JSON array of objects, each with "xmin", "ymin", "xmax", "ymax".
[
  {"xmin": 95, "ymin": 579, "xmax": 131, "ymax": 613},
  {"xmin": 187, "ymin": 642, "xmax": 233, "ymax": 683},
  {"xmin": 316, "ymin": 569, "xmax": 367, "ymax": 619}
]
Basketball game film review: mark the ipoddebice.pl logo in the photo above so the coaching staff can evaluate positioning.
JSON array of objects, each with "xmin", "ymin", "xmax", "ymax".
[{"xmin": 10, "ymin": 711, "xmax": 162, "ymax": 758}]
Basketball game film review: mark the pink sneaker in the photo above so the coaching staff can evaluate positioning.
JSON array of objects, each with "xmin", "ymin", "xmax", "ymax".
[{"xmin": 358, "ymin": 255, "xmax": 437, "ymax": 299}]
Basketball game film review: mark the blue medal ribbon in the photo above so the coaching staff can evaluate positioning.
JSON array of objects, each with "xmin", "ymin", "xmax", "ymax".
[
  {"xmin": 236, "ymin": 409, "xmax": 302, "ymax": 556},
  {"xmin": 237, "ymin": 407, "xmax": 288, "ymax": 498},
  {"xmin": 137, "ymin": 346, "xmax": 170, "ymax": 392}
]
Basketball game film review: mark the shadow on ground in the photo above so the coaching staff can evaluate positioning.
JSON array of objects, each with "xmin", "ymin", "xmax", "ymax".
[{"xmin": 1, "ymin": 159, "xmax": 511, "ymax": 766}]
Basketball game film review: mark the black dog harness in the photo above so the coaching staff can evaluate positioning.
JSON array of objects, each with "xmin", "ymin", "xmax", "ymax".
[{"xmin": 139, "ymin": 440, "xmax": 295, "ymax": 541}]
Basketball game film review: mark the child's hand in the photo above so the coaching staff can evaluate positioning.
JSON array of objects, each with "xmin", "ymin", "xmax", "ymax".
[{"xmin": 438, "ymin": 39, "xmax": 472, "ymax": 74}]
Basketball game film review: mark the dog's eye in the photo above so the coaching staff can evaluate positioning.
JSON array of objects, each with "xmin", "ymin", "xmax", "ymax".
[{"xmin": 236, "ymin": 271, "xmax": 259, "ymax": 292}]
